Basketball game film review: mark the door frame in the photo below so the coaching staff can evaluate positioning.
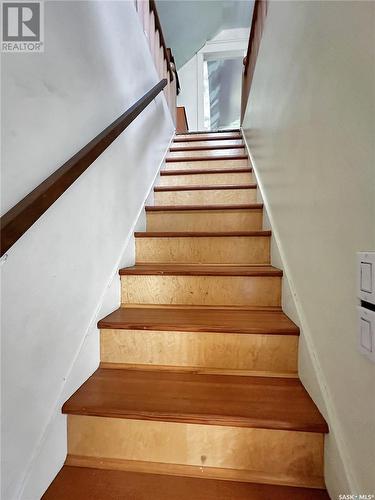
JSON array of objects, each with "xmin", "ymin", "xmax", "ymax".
[{"xmin": 196, "ymin": 33, "xmax": 249, "ymax": 130}]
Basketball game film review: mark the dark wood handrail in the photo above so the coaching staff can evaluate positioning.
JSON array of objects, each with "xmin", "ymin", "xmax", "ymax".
[
  {"xmin": 243, "ymin": 0, "xmax": 260, "ymax": 77},
  {"xmin": 149, "ymin": 0, "xmax": 174, "ymax": 83},
  {"xmin": 0, "ymin": 79, "xmax": 167, "ymax": 256},
  {"xmin": 240, "ymin": 0, "xmax": 268, "ymax": 123}
]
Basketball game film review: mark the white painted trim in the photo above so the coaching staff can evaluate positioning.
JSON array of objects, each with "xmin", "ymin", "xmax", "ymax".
[
  {"xmin": 240, "ymin": 127, "xmax": 359, "ymax": 495},
  {"xmin": 196, "ymin": 52, "xmax": 205, "ymax": 130},
  {"xmin": 195, "ymin": 34, "xmax": 248, "ymax": 130},
  {"xmin": 201, "ymin": 36, "xmax": 249, "ymax": 45},
  {"xmin": 198, "ymin": 40, "xmax": 249, "ymax": 56},
  {"xmin": 197, "ymin": 48, "xmax": 246, "ymax": 130},
  {"xmin": 17, "ymin": 129, "xmax": 175, "ymax": 500},
  {"xmin": 203, "ymin": 50, "xmax": 246, "ymax": 61}
]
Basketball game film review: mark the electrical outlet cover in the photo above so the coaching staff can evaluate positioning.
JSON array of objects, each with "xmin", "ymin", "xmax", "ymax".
[{"xmin": 357, "ymin": 306, "xmax": 375, "ymax": 363}]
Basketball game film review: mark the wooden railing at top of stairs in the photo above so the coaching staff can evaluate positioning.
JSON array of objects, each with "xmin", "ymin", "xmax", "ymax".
[
  {"xmin": 135, "ymin": 0, "xmax": 180, "ymax": 124},
  {"xmin": 240, "ymin": 0, "xmax": 269, "ymax": 123}
]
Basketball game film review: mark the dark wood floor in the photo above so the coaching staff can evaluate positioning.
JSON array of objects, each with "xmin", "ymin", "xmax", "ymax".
[{"xmin": 43, "ymin": 467, "xmax": 330, "ymax": 500}]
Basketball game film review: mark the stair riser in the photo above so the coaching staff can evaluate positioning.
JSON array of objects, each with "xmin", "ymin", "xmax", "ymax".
[
  {"xmin": 135, "ymin": 236, "xmax": 270, "ymax": 265},
  {"xmin": 146, "ymin": 209, "xmax": 263, "ymax": 232},
  {"xmin": 167, "ymin": 148, "xmax": 246, "ymax": 160},
  {"xmin": 172, "ymin": 139, "xmax": 243, "ymax": 149},
  {"xmin": 154, "ymin": 189, "xmax": 257, "ymax": 206},
  {"xmin": 121, "ymin": 275, "xmax": 281, "ymax": 307},
  {"xmin": 159, "ymin": 172, "xmax": 252, "ymax": 186},
  {"xmin": 164, "ymin": 159, "xmax": 249, "ymax": 171},
  {"xmin": 67, "ymin": 416, "xmax": 324, "ymax": 488},
  {"xmin": 100, "ymin": 329, "xmax": 298, "ymax": 376}
]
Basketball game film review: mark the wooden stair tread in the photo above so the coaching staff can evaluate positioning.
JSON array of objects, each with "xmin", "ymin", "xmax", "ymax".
[
  {"xmin": 62, "ymin": 368, "xmax": 328, "ymax": 432},
  {"xmin": 176, "ymin": 129, "xmax": 240, "ymax": 134},
  {"xmin": 119, "ymin": 264, "xmax": 282, "ymax": 277},
  {"xmin": 166, "ymin": 154, "xmax": 247, "ymax": 162},
  {"xmin": 160, "ymin": 167, "xmax": 252, "ymax": 175},
  {"xmin": 174, "ymin": 132, "xmax": 241, "ymax": 142},
  {"xmin": 98, "ymin": 306, "xmax": 299, "ymax": 335},
  {"xmin": 43, "ymin": 466, "xmax": 329, "ymax": 500},
  {"xmin": 134, "ymin": 230, "xmax": 271, "ymax": 238},
  {"xmin": 170, "ymin": 144, "xmax": 244, "ymax": 152},
  {"xmin": 168, "ymin": 149, "xmax": 245, "ymax": 159},
  {"xmin": 145, "ymin": 203, "xmax": 263, "ymax": 211},
  {"xmin": 154, "ymin": 184, "xmax": 257, "ymax": 192}
]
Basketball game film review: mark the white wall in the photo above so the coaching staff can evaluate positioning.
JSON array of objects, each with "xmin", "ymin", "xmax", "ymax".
[
  {"xmin": 177, "ymin": 28, "xmax": 249, "ymax": 131},
  {"xmin": 242, "ymin": 1, "xmax": 375, "ymax": 497},
  {"xmin": 1, "ymin": 1, "xmax": 174, "ymax": 499}
]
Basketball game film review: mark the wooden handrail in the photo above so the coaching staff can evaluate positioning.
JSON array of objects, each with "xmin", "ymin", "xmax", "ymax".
[
  {"xmin": 0, "ymin": 79, "xmax": 167, "ymax": 256},
  {"xmin": 240, "ymin": 0, "xmax": 268, "ymax": 123},
  {"xmin": 243, "ymin": 0, "xmax": 260, "ymax": 77},
  {"xmin": 149, "ymin": 0, "xmax": 174, "ymax": 82}
]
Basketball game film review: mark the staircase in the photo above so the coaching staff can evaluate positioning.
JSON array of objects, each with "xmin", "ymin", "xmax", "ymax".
[{"xmin": 44, "ymin": 130, "xmax": 329, "ymax": 499}]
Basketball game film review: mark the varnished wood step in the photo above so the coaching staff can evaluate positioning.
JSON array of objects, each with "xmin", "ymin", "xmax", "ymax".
[
  {"xmin": 171, "ymin": 139, "xmax": 243, "ymax": 150},
  {"xmin": 63, "ymin": 371, "xmax": 325, "ymax": 487},
  {"xmin": 146, "ymin": 203, "xmax": 262, "ymax": 211},
  {"xmin": 160, "ymin": 167, "xmax": 252, "ymax": 175},
  {"xmin": 159, "ymin": 169, "xmax": 253, "ymax": 187},
  {"xmin": 63, "ymin": 368, "xmax": 327, "ymax": 432},
  {"xmin": 154, "ymin": 185, "xmax": 257, "ymax": 205},
  {"xmin": 174, "ymin": 131, "xmax": 241, "ymax": 141},
  {"xmin": 99, "ymin": 307, "xmax": 298, "ymax": 376},
  {"xmin": 164, "ymin": 158, "xmax": 249, "ymax": 170},
  {"xmin": 177, "ymin": 129, "xmax": 240, "ymax": 134},
  {"xmin": 166, "ymin": 153, "xmax": 247, "ymax": 162},
  {"xmin": 167, "ymin": 149, "xmax": 246, "ymax": 161},
  {"xmin": 98, "ymin": 306, "xmax": 298, "ymax": 335},
  {"xmin": 170, "ymin": 145, "xmax": 244, "ymax": 152},
  {"xmin": 154, "ymin": 184, "xmax": 256, "ymax": 192},
  {"xmin": 43, "ymin": 466, "xmax": 330, "ymax": 500},
  {"xmin": 119, "ymin": 264, "xmax": 282, "ymax": 277},
  {"xmin": 135, "ymin": 230, "xmax": 270, "ymax": 237}
]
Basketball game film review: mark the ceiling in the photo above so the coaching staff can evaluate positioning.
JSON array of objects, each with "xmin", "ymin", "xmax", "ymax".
[{"xmin": 156, "ymin": 0, "xmax": 254, "ymax": 69}]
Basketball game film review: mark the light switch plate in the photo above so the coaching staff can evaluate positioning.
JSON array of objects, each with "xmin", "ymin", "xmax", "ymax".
[
  {"xmin": 357, "ymin": 306, "xmax": 375, "ymax": 363},
  {"xmin": 357, "ymin": 252, "xmax": 375, "ymax": 305}
]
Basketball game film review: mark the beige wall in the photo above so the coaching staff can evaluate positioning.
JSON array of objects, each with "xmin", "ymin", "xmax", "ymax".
[{"xmin": 242, "ymin": 1, "xmax": 375, "ymax": 497}]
